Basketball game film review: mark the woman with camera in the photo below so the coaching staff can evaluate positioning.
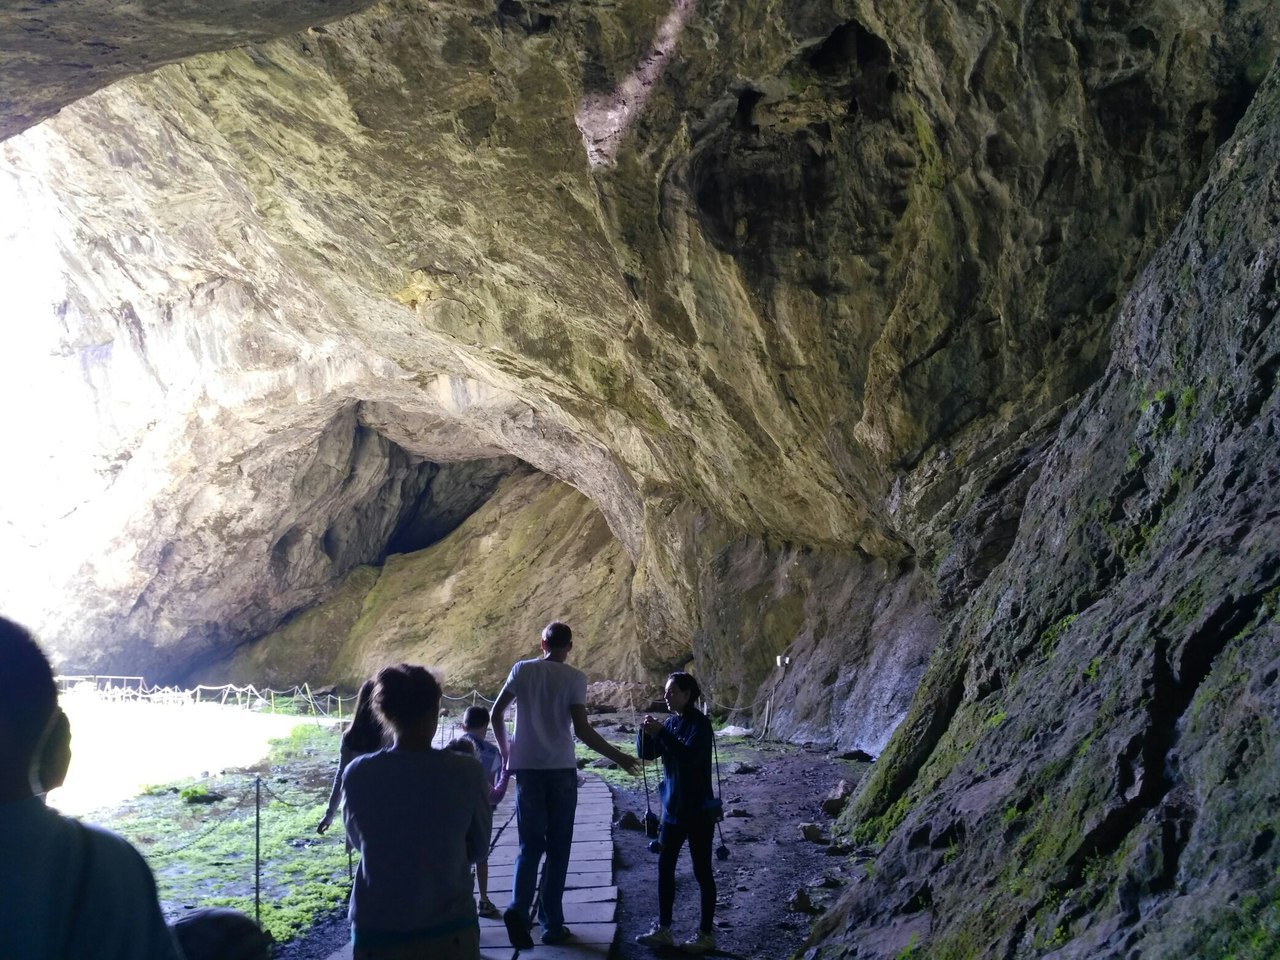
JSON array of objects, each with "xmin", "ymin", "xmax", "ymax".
[{"xmin": 635, "ymin": 672, "xmax": 719, "ymax": 955}]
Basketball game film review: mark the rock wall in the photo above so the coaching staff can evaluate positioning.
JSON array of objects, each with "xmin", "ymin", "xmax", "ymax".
[
  {"xmin": 214, "ymin": 467, "xmax": 640, "ymax": 692},
  {"xmin": 813, "ymin": 64, "xmax": 1280, "ymax": 959},
  {"xmin": 4, "ymin": 0, "xmax": 1271, "ymax": 703},
  {"xmin": 0, "ymin": 6, "xmax": 1278, "ymax": 953}
]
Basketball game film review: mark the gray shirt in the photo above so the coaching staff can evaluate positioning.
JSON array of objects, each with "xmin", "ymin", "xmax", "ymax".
[{"xmin": 342, "ymin": 747, "xmax": 491, "ymax": 935}]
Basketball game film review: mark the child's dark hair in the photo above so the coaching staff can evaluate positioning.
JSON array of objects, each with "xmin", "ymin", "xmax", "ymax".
[
  {"xmin": 667, "ymin": 671, "xmax": 702, "ymax": 703},
  {"xmin": 446, "ymin": 737, "xmax": 477, "ymax": 756},
  {"xmin": 542, "ymin": 621, "xmax": 573, "ymax": 649},
  {"xmin": 464, "ymin": 705, "xmax": 490, "ymax": 729},
  {"xmin": 373, "ymin": 664, "xmax": 441, "ymax": 732},
  {"xmin": 342, "ymin": 678, "xmax": 385, "ymax": 754}
]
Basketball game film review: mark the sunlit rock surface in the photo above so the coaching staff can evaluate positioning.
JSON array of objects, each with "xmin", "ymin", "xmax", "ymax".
[{"xmin": 1, "ymin": 1, "xmax": 1279, "ymax": 951}]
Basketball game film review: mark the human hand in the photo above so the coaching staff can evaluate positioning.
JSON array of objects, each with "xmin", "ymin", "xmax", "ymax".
[
  {"xmin": 641, "ymin": 715, "xmax": 663, "ymax": 736},
  {"xmin": 618, "ymin": 754, "xmax": 642, "ymax": 776},
  {"xmin": 316, "ymin": 811, "xmax": 334, "ymax": 835}
]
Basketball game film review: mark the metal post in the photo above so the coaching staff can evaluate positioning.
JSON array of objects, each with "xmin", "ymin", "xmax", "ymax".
[{"xmin": 255, "ymin": 776, "xmax": 262, "ymax": 926}]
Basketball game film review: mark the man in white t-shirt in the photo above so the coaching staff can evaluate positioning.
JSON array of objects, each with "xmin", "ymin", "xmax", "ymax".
[{"xmin": 492, "ymin": 621, "xmax": 640, "ymax": 948}]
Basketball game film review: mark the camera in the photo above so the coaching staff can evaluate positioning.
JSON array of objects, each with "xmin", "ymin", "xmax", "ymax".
[{"xmin": 702, "ymin": 797, "xmax": 724, "ymax": 823}]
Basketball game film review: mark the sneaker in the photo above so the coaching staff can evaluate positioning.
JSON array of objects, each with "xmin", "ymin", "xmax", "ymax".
[
  {"xmin": 682, "ymin": 930, "xmax": 716, "ymax": 954},
  {"xmin": 541, "ymin": 926, "xmax": 574, "ymax": 945},
  {"xmin": 636, "ymin": 924, "xmax": 674, "ymax": 948},
  {"xmin": 477, "ymin": 898, "xmax": 500, "ymax": 919},
  {"xmin": 503, "ymin": 908, "xmax": 534, "ymax": 950}
]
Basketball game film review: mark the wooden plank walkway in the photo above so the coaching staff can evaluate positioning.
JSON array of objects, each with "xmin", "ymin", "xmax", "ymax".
[{"xmin": 326, "ymin": 774, "xmax": 618, "ymax": 960}]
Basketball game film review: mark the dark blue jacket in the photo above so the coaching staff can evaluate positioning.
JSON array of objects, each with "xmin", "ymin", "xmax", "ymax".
[{"xmin": 636, "ymin": 707, "xmax": 715, "ymax": 824}]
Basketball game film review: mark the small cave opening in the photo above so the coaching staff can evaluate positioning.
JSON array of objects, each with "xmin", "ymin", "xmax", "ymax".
[{"xmin": 201, "ymin": 421, "xmax": 642, "ymax": 696}]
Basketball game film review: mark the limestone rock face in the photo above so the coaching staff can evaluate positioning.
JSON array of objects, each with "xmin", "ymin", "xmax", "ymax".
[
  {"xmin": 3, "ymin": 0, "xmax": 1271, "ymax": 697},
  {"xmin": 1, "ymin": 3, "xmax": 1279, "ymax": 952},
  {"xmin": 215, "ymin": 467, "xmax": 639, "ymax": 692},
  {"xmin": 818, "ymin": 65, "xmax": 1280, "ymax": 958}
]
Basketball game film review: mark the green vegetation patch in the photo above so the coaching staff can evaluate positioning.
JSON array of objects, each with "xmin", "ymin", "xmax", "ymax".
[{"xmin": 100, "ymin": 722, "xmax": 350, "ymax": 944}]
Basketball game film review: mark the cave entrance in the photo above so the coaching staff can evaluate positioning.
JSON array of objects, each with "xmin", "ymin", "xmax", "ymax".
[{"xmin": 207, "ymin": 428, "xmax": 640, "ymax": 699}]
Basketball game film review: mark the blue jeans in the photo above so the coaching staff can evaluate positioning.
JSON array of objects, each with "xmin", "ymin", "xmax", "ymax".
[{"xmin": 508, "ymin": 768, "xmax": 578, "ymax": 934}]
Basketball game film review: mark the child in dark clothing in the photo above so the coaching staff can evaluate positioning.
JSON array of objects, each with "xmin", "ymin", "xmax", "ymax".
[{"xmin": 634, "ymin": 673, "xmax": 718, "ymax": 955}]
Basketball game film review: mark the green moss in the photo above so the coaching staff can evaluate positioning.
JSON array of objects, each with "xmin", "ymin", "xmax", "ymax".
[
  {"xmin": 104, "ymin": 722, "xmax": 352, "ymax": 944},
  {"xmin": 906, "ymin": 96, "xmax": 944, "ymax": 191},
  {"xmin": 853, "ymin": 792, "xmax": 914, "ymax": 846},
  {"xmin": 1038, "ymin": 613, "xmax": 1078, "ymax": 655}
]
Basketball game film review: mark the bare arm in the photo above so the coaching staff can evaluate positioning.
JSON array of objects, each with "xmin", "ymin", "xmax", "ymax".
[
  {"xmin": 317, "ymin": 744, "xmax": 354, "ymax": 835},
  {"xmin": 571, "ymin": 704, "xmax": 640, "ymax": 775},
  {"xmin": 491, "ymin": 685, "xmax": 515, "ymax": 766}
]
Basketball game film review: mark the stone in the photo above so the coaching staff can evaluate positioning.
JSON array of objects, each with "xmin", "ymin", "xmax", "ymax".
[
  {"xmin": 614, "ymin": 811, "xmax": 643, "ymax": 831},
  {"xmin": 799, "ymin": 823, "xmax": 827, "ymax": 843},
  {"xmin": 820, "ymin": 779, "xmax": 855, "ymax": 817}
]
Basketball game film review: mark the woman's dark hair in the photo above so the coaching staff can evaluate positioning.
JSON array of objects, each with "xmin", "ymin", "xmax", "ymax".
[
  {"xmin": 667, "ymin": 671, "xmax": 702, "ymax": 704},
  {"xmin": 373, "ymin": 664, "xmax": 442, "ymax": 732},
  {"xmin": 342, "ymin": 679, "xmax": 384, "ymax": 754}
]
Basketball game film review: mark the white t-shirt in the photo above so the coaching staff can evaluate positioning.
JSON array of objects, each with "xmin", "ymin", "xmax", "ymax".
[{"xmin": 502, "ymin": 657, "xmax": 588, "ymax": 770}]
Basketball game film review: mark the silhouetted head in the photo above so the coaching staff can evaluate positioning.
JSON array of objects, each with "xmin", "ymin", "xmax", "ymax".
[
  {"xmin": 463, "ymin": 705, "xmax": 490, "ymax": 731},
  {"xmin": 342, "ymin": 678, "xmax": 384, "ymax": 754},
  {"xmin": 542, "ymin": 621, "xmax": 573, "ymax": 650},
  {"xmin": 372, "ymin": 664, "xmax": 442, "ymax": 736},
  {"xmin": 0, "ymin": 617, "xmax": 69, "ymax": 798},
  {"xmin": 664, "ymin": 672, "xmax": 702, "ymax": 715},
  {"xmin": 446, "ymin": 736, "xmax": 477, "ymax": 757}
]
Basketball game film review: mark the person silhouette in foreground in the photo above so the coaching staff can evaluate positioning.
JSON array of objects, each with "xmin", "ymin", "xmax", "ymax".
[
  {"xmin": 491, "ymin": 620, "xmax": 642, "ymax": 948},
  {"xmin": 342, "ymin": 663, "xmax": 491, "ymax": 960},
  {"xmin": 0, "ymin": 616, "xmax": 182, "ymax": 960},
  {"xmin": 317, "ymin": 678, "xmax": 387, "ymax": 837},
  {"xmin": 635, "ymin": 672, "xmax": 719, "ymax": 955}
]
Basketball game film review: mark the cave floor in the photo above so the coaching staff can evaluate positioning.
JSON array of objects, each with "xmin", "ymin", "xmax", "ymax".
[{"xmin": 305, "ymin": 729, "xmax": 862, "ymax": 960}]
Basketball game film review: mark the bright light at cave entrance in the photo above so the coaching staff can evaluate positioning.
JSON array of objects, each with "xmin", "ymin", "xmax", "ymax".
[
  {"xmin": 46, "ymin": 688, "xmax": 326, "ymax": 818},
  {"xmin": 0, "ymin": 134, "xmax": 105, "ymax": 540}
]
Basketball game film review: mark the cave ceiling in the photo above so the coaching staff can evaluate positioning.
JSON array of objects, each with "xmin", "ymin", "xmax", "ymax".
[{"xmin": 0, "ymin": 0, "xmax": 1276, "ymax": 701}]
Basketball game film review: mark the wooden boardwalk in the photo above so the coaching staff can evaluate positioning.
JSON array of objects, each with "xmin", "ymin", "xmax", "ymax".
[{"xmin": 326, "ymin": 774, "xmax": 618, "ymax": 960}]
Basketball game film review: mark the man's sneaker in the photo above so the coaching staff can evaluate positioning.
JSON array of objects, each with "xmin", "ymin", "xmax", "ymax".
[
  {"xmin": 541, "ymin": 926, "xmax": 574, "ymax": 945},
  {"xmin": 477, "ymin": 898, "xmax": 500, "ymax": 919},
  {"xmin": 636, "ymin": 924, "xmax": 674, "ymax": 948},
  {"xmin": 502, "ymin": 908, "xmax": 534, "ymax": 950},
  {"xmin": 682, "ymin": 930, "xmax": 716, "ymax": 954}
]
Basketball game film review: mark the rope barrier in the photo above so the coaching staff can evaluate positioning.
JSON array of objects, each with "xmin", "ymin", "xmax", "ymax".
[
  {"xmin": 144, "ymin": 805, "xmax": 243, "ymax": 860},
  {"xmin": 257, "ymin": 779, "xmax": 319, "ymax": 809}
]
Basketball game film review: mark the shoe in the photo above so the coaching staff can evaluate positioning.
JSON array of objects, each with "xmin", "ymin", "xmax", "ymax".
[
  {"xmin": 682, "ymin": 930, "xmax": 716, "ymax": 954},
  {"xmin": 477, "ymin": 898, "xmax": 500, "ymax": 918},
  {"xmin": 636, "ymin": 924, "xmax": 674, "ymax": 948},
  {"xmin": 503, "ymin": 908, "xmax": 534, "ymax": 950},
  {"xmin": 541, "ymin": 926, "xmax": 574, "ymax": 945}
]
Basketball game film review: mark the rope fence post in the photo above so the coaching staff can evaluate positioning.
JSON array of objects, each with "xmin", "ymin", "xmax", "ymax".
[{"xmin": 255, "ymin": 775, "xmax": 262, "ymax": 926}]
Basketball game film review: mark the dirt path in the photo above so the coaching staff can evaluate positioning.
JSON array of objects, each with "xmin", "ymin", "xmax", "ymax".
[{"xmin": 608, "ymin": 731, "xmax": 868, "ymax": 960}]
